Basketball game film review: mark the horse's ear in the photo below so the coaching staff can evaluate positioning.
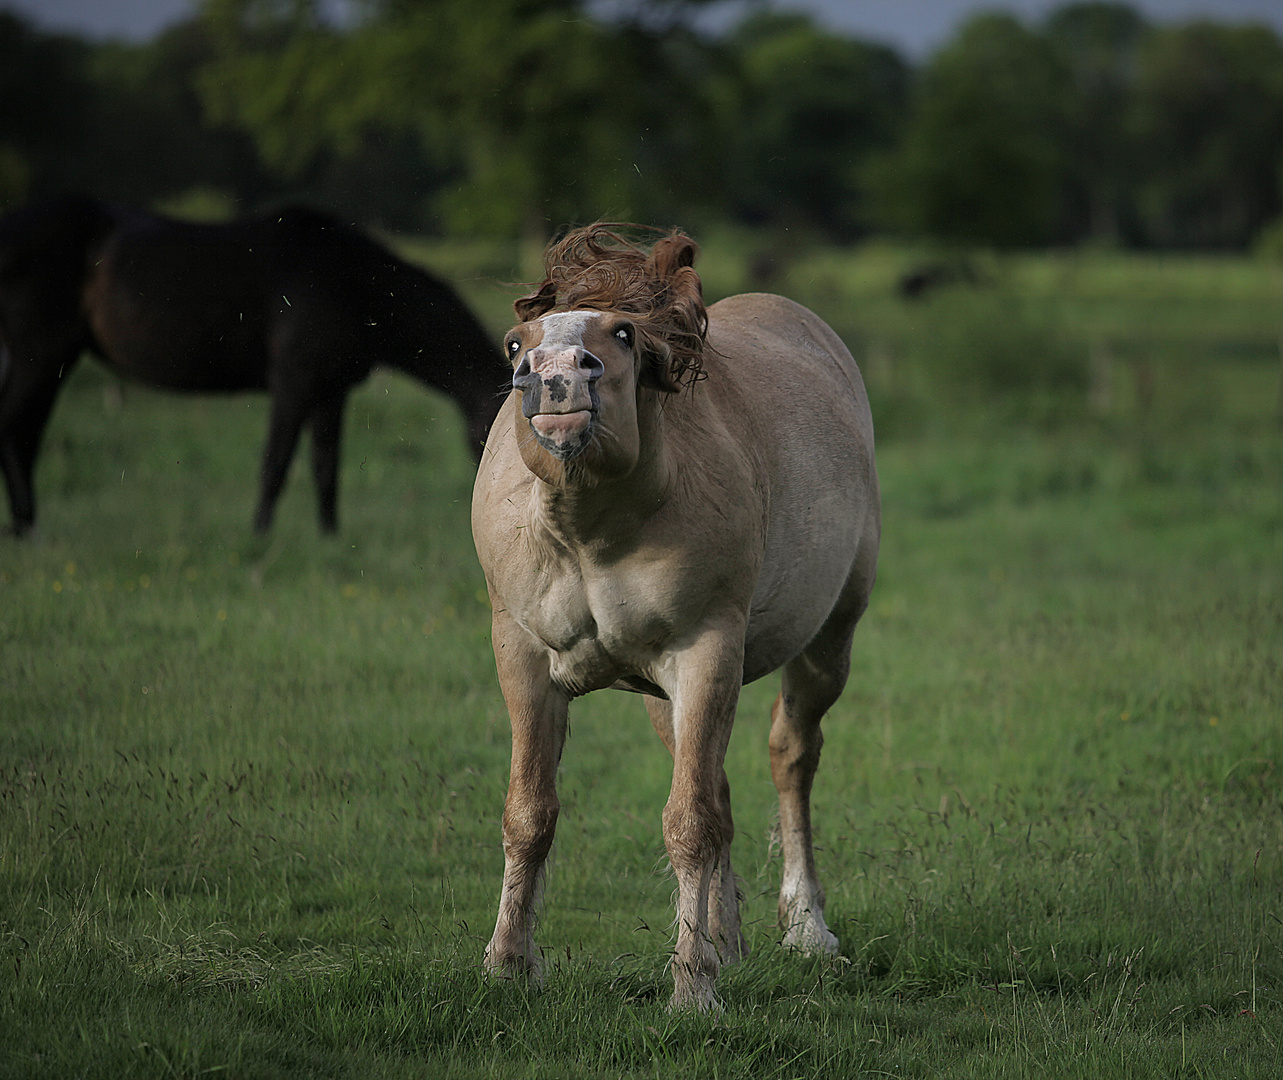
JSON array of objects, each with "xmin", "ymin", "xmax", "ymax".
[
  {"xmin": 640, "ymin": 233, "xmax": 706, "ymax": 392},
  {"xmin": 514, "ymin": 280, "xmax": 557, "ymax": 322},
  {"xmin": 646, "ymin": 233, "xmax": 698, "ymax": 281},
  {"xmin": 639, "ymin": 254, "xmax": 707, "ymax": 392},
  {"xmin": 649, "ymin": 234, "xmax": 706, "ymax": 336},
  {"xmin": 641, "ymin": 230, "xmax": 713, "ymax": 392},
  {"xmin": 668, "ymin": 265, "xmax": 705, "ymax": 328}
]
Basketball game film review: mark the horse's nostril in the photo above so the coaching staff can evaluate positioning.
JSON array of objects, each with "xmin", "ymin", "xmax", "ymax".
[
  {"xmin": 581, "ymin": 352, "xmax": 604, "ymax": 379},
  {"xmin": 512, "ymin": 357, "xmax": 536, "ymax": 389}
]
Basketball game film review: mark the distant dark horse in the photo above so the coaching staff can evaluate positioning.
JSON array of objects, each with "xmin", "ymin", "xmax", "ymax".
[{"xmin": 0, "ymin": 195, "xmax": 504, "ymax": 536}]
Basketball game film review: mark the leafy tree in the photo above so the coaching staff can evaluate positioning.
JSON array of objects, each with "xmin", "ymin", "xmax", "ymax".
[
  {"xmin": 864, "ymin": 13, "xmax": 1069, "ymax": 247},
  {"xmin": 83, "ymin": 21, "xmax": 267, "ymax": 210},
  {"xmin": 195, "ymin": 0, "xmax": 723, "ymax": 233},
  {"xmin": 0, "ymin": 9, "xmax": 270, "ymax": 216},
  {"xmin": 0, "ymin": 12, "xmax": 95, "ymax": 209},
  {"xmin": 1045, "ymin": 2, "xmax": 1148, "ymax": 244},
  {"xmin": 720, "ymin": 12, "xmax": 909, "ymax": 238},
  {"xmin": 1129, "ymin": 21, "xmax": 1283, "ymax": 248},
  {"xmin": 197, "ymin": 0, "xmax": 393, "ymax": 185},
  {"xmin": 11, "ymin": 0, "xmax": 1283, "ymax": 253}
]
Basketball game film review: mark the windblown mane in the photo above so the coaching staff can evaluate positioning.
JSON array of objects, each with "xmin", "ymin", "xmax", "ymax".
[{"xmin": 515, "ymin": 224, "xmax": 708, "ymax": 391}]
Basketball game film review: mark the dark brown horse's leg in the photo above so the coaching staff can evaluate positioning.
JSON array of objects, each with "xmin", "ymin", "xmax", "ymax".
[
  {"xmin": 308, "ymin": 392, "xmax": 346, "ymax": 534},
  {"xmin": 0, "ymin": 353, "xmax": 75, "ymax": 536},
  {"xmin": 254, "ymin": 393, "xmax": 310, "ymax": 534}
]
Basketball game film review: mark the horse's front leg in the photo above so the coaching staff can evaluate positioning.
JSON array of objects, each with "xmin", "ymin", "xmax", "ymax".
[
  {"xmin": 645, "ymin": 695, "xmax": 746, "ymax": 966},
  {"xmin": 661, "ymin": 626, "xmax": 744, "ymax": 1010},
  {"xmin": 485, "ymin": 611, "xmax": 568, "ymax": 982}
]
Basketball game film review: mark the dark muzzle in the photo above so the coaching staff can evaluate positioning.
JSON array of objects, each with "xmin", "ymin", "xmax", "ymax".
[
  {"xmin": 512, "ymin": 349, "xmax": 604, "ymax": 460},
  {"xmin": 512, "ymin": 350, "xmax": 604, "ymax": 419}
]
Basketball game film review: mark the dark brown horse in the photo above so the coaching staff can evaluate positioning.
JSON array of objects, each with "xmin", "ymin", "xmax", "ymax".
[{"xmin": 0, "ymin": 195, "xmax": 504, "ymax": 536}]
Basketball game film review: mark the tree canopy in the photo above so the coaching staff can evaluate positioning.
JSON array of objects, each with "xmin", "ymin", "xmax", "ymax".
[{"xmin": 3, "ymin": 0, "xmax": 1282, "ymax": 249}]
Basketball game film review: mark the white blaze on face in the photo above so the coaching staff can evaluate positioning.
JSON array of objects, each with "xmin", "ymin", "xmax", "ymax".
[{"xmin": 534, "ymin": 311, "xmax": 597, "ymax": 353}]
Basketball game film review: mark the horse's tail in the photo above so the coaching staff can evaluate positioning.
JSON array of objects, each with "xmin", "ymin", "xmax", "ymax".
[{"xmin": 0, "ymin": 194, "xmax": 123, "ymax": 370}]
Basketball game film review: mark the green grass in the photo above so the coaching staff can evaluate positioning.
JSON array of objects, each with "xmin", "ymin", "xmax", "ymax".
[{"xmin": 2, "ymin": 241, "xmax": 1281, "ymax": 1077}]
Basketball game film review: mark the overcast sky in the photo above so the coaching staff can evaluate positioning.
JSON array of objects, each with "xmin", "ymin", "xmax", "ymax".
[{"xmin": 5, "ymin": 0, "xmax": 1283, "ymax": 56}]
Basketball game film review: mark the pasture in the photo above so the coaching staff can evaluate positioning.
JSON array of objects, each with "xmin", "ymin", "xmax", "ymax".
[{"xmin": 2, "ymin": 240, "xmax": 1281, "ymax": 1078}]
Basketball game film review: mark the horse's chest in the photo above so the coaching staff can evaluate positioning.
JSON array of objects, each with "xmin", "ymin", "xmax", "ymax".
[{"xmin": 515, "ymin": 565, "xmax": 673, "ymax": 695}]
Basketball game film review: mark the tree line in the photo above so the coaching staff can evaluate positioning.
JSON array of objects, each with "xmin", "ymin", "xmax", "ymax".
[{"xmin": 3, "ymin": 0, "xmax": 1283, "ymax": 249}]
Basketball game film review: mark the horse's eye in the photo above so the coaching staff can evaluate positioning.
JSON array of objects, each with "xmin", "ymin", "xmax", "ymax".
[
  {"xmin": 506, "ymin": 339, "xmax": 521, "ymax": 359},
  {"xmin": 614, "ymin": 325, "xmax": 634, "ymax": 348}
]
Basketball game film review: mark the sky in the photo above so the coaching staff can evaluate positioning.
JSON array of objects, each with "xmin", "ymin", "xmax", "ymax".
[{"xmin": 4, "ymin": 0, "xmax": 1283, "ymax": 56}]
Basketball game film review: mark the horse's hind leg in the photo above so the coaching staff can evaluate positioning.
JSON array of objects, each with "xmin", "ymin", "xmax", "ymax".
[
  {"xmin": 308, "ymin": 391, "xmax": 346, "ymax": 534},
  {"xmin": 646, "ymin": 696, "xmax": 747, "ymax": 965},
  {"xmin": 0, "ymin": 351, "xmax": 75, "ymax": 536},
  {"xmin": 769, "ymin": 558, "xmax": 875, "ymax": 954}
]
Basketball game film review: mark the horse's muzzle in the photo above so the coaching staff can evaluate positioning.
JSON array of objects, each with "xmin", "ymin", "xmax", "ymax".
[{"xmin": 513, "ymin": 349, "xmax": 602, "ymax": 459}]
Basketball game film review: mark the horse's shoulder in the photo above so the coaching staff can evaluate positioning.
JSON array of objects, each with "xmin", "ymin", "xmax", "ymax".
[{"xmin": 262, "ymin": 207, "xmax": 431, "ymax": 280}]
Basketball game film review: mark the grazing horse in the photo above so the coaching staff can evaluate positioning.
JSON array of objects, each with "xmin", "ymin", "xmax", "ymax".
[
  {"xmin": 0, "ymin": 194, "xmax": 503, "ymax": 536},
  {"xmin": 471, "ymin": 225, "xmax": 880, "ymax": 1008}
]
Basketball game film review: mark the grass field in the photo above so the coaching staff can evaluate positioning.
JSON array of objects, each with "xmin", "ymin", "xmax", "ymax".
[{"xmin": 2, "ymin": 240, "xmax": 1281, "ymax": 1078}]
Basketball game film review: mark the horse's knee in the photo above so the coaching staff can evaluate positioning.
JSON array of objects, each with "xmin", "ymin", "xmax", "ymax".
[
  {"xmin": 502, "ymin": 791, "xmax": 559, "ymax": 864},
  {"xmin": 662, "ymin": 789, "xmax": 722, "ymax": 872}
]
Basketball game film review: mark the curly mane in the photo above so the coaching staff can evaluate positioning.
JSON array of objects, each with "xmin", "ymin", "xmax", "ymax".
[{"xmin": 514, "ymin": 224, "xmax": 708, "ymax": 391}]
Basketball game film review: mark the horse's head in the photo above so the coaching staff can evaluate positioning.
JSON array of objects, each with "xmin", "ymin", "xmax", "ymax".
[{"xmin": 504, "ymin": 225, "xmax": 707, "ymax": 479}]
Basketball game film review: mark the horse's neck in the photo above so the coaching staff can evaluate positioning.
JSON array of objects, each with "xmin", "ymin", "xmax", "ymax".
[
  {"xmin": 386, "ymin": 293, "xmax": 498, "ymax": 396},
  {"xmin": 533, "ymin": 480, "xmax": 649, "ymax": 552},
  {"xmin": 530, "ymin": 423, "xmax": 671, "ymax": 557}
]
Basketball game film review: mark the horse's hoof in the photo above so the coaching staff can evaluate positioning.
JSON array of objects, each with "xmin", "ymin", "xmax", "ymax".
[
  {"xmin": 782, "ymin": 922, "xmax": 840, "ymax": 957},
  {"xmin": 668, "ymin": 983, "xmax": 723, "ymax": 1012},
  {"xmin": 483, "ymin": 946, "xmax": 544, "ymax": 986}
]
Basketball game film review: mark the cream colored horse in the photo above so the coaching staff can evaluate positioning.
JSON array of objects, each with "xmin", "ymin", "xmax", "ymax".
[{"xmin": 471, "ymin": 225, "xmax": 880, "ymax": 1009}]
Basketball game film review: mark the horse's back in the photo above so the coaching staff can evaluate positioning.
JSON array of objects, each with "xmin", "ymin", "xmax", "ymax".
[
  {"xmin": 706, "ymin": 292, "xmax": 872, "ymax": 437},
  {"xmin": 81, "ymin": 213, "xmax": 277, "ymax": 389},
  {"xmin": 700, "ymin": 293, "xmax": 874, "ymax": 495},
  {"xmin": 84, "ymin": 210, "xmax": 390, "ymax": 391}
]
